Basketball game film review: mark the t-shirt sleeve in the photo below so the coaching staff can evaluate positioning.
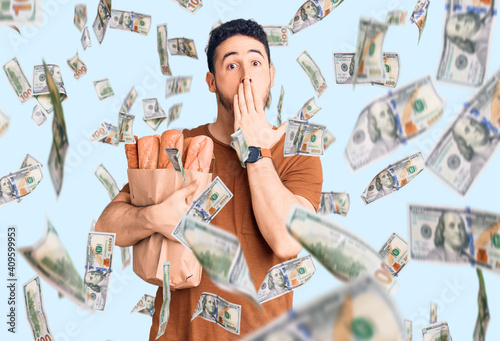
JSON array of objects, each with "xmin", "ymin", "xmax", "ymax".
[{"xmin": 280, "ymin": 156, "xmax": 323, "ymax": 212}]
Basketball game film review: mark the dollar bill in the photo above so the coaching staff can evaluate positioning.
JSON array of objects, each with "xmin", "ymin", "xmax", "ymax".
[
  {"xmin": 90, "ymin": 122, "xmax": 112, "ymax": 143},
  {"xmin": 0, "ymin": 164, "xmax": 43, "ymax": 207},
  {"xmin": 167, "ymin": 103, "xmax": 182, "ymax": 128},
  {"xmin": 230, "ymin": 127, "xmax": 250, "ymax": 168},
  {"xmin": 98, "ymin": 122, "xmax": 119, "ymax": 146},
  {"xmin": 183, "ymin": 217, "xmax": 259, "ymax": 305},
  {"xmin": 156, "ymin": 262, "xmax": 171, "ymax": 339},
  {"xmin": 334, "ymin": 52, "xmax": 400, "ymax": 88},
  {"xmin": 323, "ymin": 128, "xmax": 335, "ymax": 150},
  {"xmin": 408, "ymin": 204, "xmax": 500, "ymax": 273},
  {"xmin": 361, "ymin": 151, "xmax": 424, "ymax": 205},
  {"xmin": 295, "ymin": 97, "xmax": 321, "ymax": 120},
  {"xmin": 172, "ymin": 176, "xmax": 233, "ymax": 249},
  {"xmin": 436, "ymin": 0, "xmax": 496, "ymax": 87},
  {"xmin": 426, "ymin": 67, "xmax": 500, "ymax": 197},
  {"xmin": 421, "ymin": 321, "xmax": 451, "ymax": 341},
  {"xmin": 410, "ymin": 0, "xmax": 430, "ymax": 43},
  {"xmin": 405, "ymin": 319, "xmax": 413, "ymax": 341},
  {"xmin": 165, "ymin": 76, "xmax": 192, "ymax": 98},
  {"xmin": 20, "ymin": 153, "xmax": 42, "ymax": 168},
  {"xmin": 243, "ymin": 275, "xmax": 404, "ymax": 341},
  {"xmin": 288, "ymin": 0, "xmax": 345, "ymax": 34},
  {"xmin": 318, "ymin": 191, "xmax": 350, "ymax": 216},
  {"xmin": 191, "ymin": 292, "xmax": 241, "ymax": 335},
  {"xmin": 345, "ymin": 75, "xmax": 445, "ymax": 172},
  {"xmin": 266, "ymin": 91, "xmax": 272, "ymax": 109},
  {"xmin": 168, "ymin": 37, "xmax": 198, "ymax": 59},
  {"xmin": 67, "ymin": 52, "xmax": 87, "ymax": 80},
  {"xmin": 84, "ymin": 231, "xmax": 115, "ymax": 312},
  {"xmin": 94, "ymin": 163, "xmax": 120, "ymax": 200},
  {"xmin": 172, "ymin": 0, "xmax": 203, "ymax": 14},
  {"xmin": 120, "ymin": 247, "xmax": 131, "ymax": 269},
  {"xmin": 353, "ymin": 17, "xmax": 388, "ymax": 86},
  {"xmin": 3, "ymin": 57, "xmax": 32, "ymax": 103},
  {"xmin": 93, "ymin": 78, "xmax": 115, "ymax": 101},
  {"xmin": 277, "ymin": 85, "xmax": 284, "ymax": 126},
  {"xmin": 23, "ymin": 276, "xmax": 54, "ymax": 341},
  {"xmin": 0, "ymin": 108, "xmax": 10, "ymax": 138},
  {"xmin": 19, "ymin": 217, "xmax": 86, "ymax": 308},
  {"xmin": 474, "ymin": 268, "xmax": 490, "ymax": 341},
  {"xmin": 284, "ymin": 118, "xmax": 326, "ymax": 157},
  {"xmin": 31, "ymin": 105, "xmax": 47, "ymax": 127},
  {"xmin": 131, "ymin": 294, "xmax": 155, "ymax": 316},
  {"xmin": 378, "ymin": 232, "xmax": 409, "ymax": 277},
  {"xmin": 165, "ymin": 148, "xmax": 186, "ymax": 184},
  {"xmin": 430, "ymin": 301, "xmax": 437, "ymax": 323},
  {"xmin": 74, "ymin": 4, "xmax": 87, "ymax": 31},
  {"xmin": 142, "ymin": 98, "xmax": 166, "ymax": 121},
  {"xmin": 0, "ymin": 0, "xmax": 42, "ymax": 25},
  {"xmin": 286, "ymin": 204, "xmax": 397, "ymax": 292},
  {"xmin": 157, "ymin": 23, "xmax": 172, "ymax": 76},
  {"xmin": 263, "ymin": 25, "xmax": 288, "ymax": 47},
  {"xmin": 33, "ymin": 64, "xmax": 67, "ymax": 99},
  {"xmin": 144, "ymin": 116, "xmax": 166, "ymax": 132},
  {"xmin": 119, "ymin": 87, "xmax": 137, "ymax": 115},
  {"xmin": 109, "ymin": 9, "xmax": 151, "ymax": 35},
  {"xmin": 296, "ymin": 50, "xmax": 327, "ymax": 97},
  {"xmin": 258, "ymin": 255, "xmax": 316, "ymax": 304},
  {"xmin": 386, "ymin": 10, "xmax": 407, "ymax": 25},
  {"xmin": 92, "ymin": 0, "xmax": 111, "ymax": 45},
  {"xmin": 81, "ymin": 26, "xmax": 92, "ymax": 50}
]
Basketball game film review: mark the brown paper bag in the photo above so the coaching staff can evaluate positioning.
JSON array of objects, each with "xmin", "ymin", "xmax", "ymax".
[{"xmin": 128, "ymin": 167, "xmax": 213, "ymax": 289}]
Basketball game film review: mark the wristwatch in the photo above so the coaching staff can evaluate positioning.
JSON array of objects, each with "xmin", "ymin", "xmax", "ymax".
[{"xmin": 246, "ymin": 147, "xmax": 272, "ymax": 163}]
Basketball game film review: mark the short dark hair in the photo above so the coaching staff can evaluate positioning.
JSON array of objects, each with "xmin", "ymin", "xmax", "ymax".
[{"xmin": 205, "ymin": 19, "xmax": 271, "ymax": 75}]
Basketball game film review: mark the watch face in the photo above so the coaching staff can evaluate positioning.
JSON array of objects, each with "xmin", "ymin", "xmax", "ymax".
[{"xmin": 247, "ymin": 147, "xmax": 260, "ymax": 163}]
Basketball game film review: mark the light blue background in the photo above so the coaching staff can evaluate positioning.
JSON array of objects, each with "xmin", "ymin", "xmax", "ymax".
[{"xmin": 1, "ymin": 0, "xmax": 499, "ymax": 340}]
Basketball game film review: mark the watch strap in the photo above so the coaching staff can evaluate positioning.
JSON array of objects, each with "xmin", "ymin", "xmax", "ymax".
[{"xmin": 260, "ymin": 148, "xmax": 272, "ymax": 159}]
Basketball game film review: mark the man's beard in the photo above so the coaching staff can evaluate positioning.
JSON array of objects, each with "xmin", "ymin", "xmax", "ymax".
[{"xmin": 215, "ymin": 80, "xmax": 270, "ymax": 118}]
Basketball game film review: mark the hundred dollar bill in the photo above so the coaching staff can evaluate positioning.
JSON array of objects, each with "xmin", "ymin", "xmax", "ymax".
[
  {"xmin": 156, "ymin": 262, "xmax": 171, "ymax": 339},
  {"xmin": 430, "ymin": 302, "xmax": 437, "ymax": 323},
  {"xmin": 92, "ymin": 0, "xmax": 111, "ymax": 45},
  {"xmin": 99, "ymin": 122, "xmax": 119, "ymax": 146},
  {"xmin": 20, "ymin": 153, "xmax": 42, "ymax": 169},
  {"xmin": 289, "ymin": 0, "xmax": 346, "ymax": 34},
  {"xmin": 263, "ymin": 25, "xmax": 288, "ymax": 47},
  {"xmin": 323, "ymin": 128, "xmax": 335, "ymax": 150},
  {"xmin": 266, "ymin": 91, "xmax": 272, "ymax": 109},
  {"xmin": 165, "ymin": 76, "xmax": 192, "ymax": 98},
  {"xmin": 90, "ymin": 122, "xmax": 112, "ymax": 143},
  {"xmin": 172, "ymin": 176, "xmax": 233, "ymax": 249},
  {"xmin": 157, "ymin": 23, "xmax": 172, "ymax": 76},
  {"xmin": 295, "ymin": 97, "xmax": 321, "ymax": 120},
  {"xmin": 120, "ymin": 247, "xmax": 131, "ymax": 269},
  {"xmin": 244, "ymin": 275, "xmax": 404, "ymax": 341},
  {"xmin": 109, "ymin": 9, "xmax": 151, "ymax": 35},
  {"xmin": 19, "ymin": 217, "xmax": 86, "ymax": 308},
  {"xmin": 286, "ymin": 204, "xmax": 397, "ymax": 292},
  {"xmin": 334, "ymin": 52, "xmax": 400, "ymax": 88},
  {"xmin": 284, "ymin": 118, "xmax": 326, "ymax": 157},
  {"xmin": 378, "ymin": 232, "xmax": 409, "ymax": 277},
  {"xmin": 353, "ymin": 18, "xmax": 388, "ymax": 86},
  {"xmin": 361, "ymin": 151, "xmax": 424, "ymax": 204},
  {"xmin": 0, "ymin": 108, "xmax": 10, "ymax": 138},
  {"xmin": 0, "ymin": 164, "xmax": 43, "ymax": 207},
  {"xmin": 118, "ymin": 112, "xmax": 135, "ymax": 144},
  {"xmin": 84, "ymin": 231, "xmax": 115, "ymax": 312},
  {"xmin": 436, "ymin": 0, "xmax": 496, "ymax": 87},
  {"xmin": 183, "ymin": 217, "xmax": 259, "ymax": 305},
  {"xmin": 32, "ymin": 105, "xmax": 47, "ymax": 127},
  {"xmin": 405, "ymin": 319, "xmax": 413, "ymax": 341},
  {"xmin": 81, "ymin": 26, "xmax": 92, "ymax": 50},
  {"xmin": 318, "ymin": 191, "xmax": 349, "ymax": 216},
  {"xmin": 33, "ymin": 64, "xmax": 67, "ymax": 99},
  {"xmin": 119, "ymin": 86, "xmax": 138, "ymax": 114},
  {"xmin": 165, "ymin": 148, "xmax": 186, "ymax": 184},
  {"xmin": 408, "ymin": 204, "xmax": 500, "ymax": 273},
  {"xmin": 23, "ymin": 276, "xmax": 54, "ymax": 341},
  {"xmin": 93, "ymin": 78, "xmax": 114, "ymax": 100},
  {"xmin": 386, "ymin": 10, "xmax": 407, "ymax": 25},
  {"xmin": 230, "ymin": 127, "xmax": 250, "ymax": 168},
  {"xmin": 143, "ymin": 98, "xmax": 166, "ymax": 121},
  {"xmin": 421, "ymin": 321, "xmax": 451, "ymax": 341},
  {"xmin": 345, "ymin": 75, "xmax": 445, "ymax": 172},
  {"xmin": 168, "ymin": 37, "xmax": 198, "ymax": 59},
  {"xmin": 144, "ymin": 117, "xmax": 166, "ymax": 132},
  {"xmin": 277, "ymin": 85, "xmax": 284, "ymax": 126},
  {"xmin": 474, "ymin": 268, "xmax": 490, "ymax": 341},
  {"xmin": 258, "ymin": 255, "xmax": 316, "ymax": 304},
  {"xmin": 131, "ymin": 294, "xmax": 155, "ymax": 316},
  {"xmin": 3, "ymin": 57, "xmax": 32, "ymax": 103},
  {"xmin": 167, "ymin": 103, "xmax": 182, "ymax": 128},
  {"xmin": 0, "ymin": 0, "xmax": 42, "ymax": 25},
  {"xmin": 191, "ymin": 292, "xmax": 241, "ymax": 335},
  {"xmin": 94, "ymin": 163, "xmax": 120, "ymax": 200},
  {"xmin": 410, "ymin": 0, "xmax": 430, "ymax": 43},
  {"xmin": 74, "ymin": 4, "xmax": 87, "ymax": 31},
  {"xmin": 296, "ymin": 50, "xmax": 327, "ymax": 97},
  {"xmin": 426, "ymin": 68, "xmax": 500, "ymax": 197},
  {"xmin": 67, "ymin": 52, "xmax": 87, "ymax": 80},
  {"xmin": 172, "ymin": 0, "xmax": 203, "ymax": 14}
]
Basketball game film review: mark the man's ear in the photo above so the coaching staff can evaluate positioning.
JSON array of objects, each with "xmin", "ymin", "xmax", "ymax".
[
  {"xmin": 206, "ymin": 72, "xmax": 217, "ymax": 93},
  {"xmin": 269, "ymin": 63, "xmax": 275, "ymax": 88}
]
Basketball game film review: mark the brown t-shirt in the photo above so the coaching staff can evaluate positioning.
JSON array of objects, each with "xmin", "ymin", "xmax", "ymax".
[{"xmin": 124, "ymin": 123, "xmax": 323, "ymax": 340}]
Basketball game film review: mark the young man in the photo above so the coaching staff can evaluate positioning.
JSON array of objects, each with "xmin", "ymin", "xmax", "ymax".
[{"xmin": 95, "ymin": 19, "xmax": 323, "ymax": 340}]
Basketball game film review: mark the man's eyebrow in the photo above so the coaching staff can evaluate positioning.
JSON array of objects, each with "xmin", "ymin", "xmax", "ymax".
[{"xmin": 221, "ymin": 49, "xmax": 264, "ymax": 63}]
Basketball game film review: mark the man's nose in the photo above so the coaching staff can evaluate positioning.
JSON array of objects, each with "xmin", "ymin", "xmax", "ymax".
[{"xmin": 240, "ymin": 65, "xmax": 252, "ymax": 83}]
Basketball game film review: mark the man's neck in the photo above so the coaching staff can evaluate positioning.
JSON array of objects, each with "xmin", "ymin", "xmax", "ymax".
[{"xmin": 208, "ymin": 108, "xmax": 234, "ymax": 145}]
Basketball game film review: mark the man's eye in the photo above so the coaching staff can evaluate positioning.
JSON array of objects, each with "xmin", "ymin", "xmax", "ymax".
[
  {"xmin": 228, "ymin": 64, "xmax": 236, "ymax": 70},
  {"xmin": 252, "ymin": 61, "xmax": 261, "ymax": 66}
]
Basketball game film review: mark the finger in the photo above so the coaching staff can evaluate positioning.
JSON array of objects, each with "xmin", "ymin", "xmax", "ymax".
[
  {"xmin": 233, "ymin": 94, "xmax": 242, "ymax": 130},
  {"xmin": 238, "ymin": 82, "xmax": 248, "ymax": 116},
  {"xmin": 251, "ymin": 81, "xmax": 264, "ymax": 115},
  {"xmin": 243, "ymin": 79, "xmax": 255, "ymax": 114},
  {"xmin": 182, "ymin": 179, "xmax": 199, "ymax": 198},
  {"xmin": 276, "ymin": 121, "xmax": 287, "ymax": 137}
]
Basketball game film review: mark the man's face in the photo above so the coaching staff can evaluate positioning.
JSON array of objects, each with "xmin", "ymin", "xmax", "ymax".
[
  {"xmin": 0, "ymin": 178, "xmax": 13, "ymax": 196},
  {"xmin": 123, "ymin": 13, "xmax": 131, "ymax": 27},
  {"xmin": 211, "ymin": 35, "xmax": 273, "ymax": 116},
  {"xmin": 270, "ymin": 269, "xmax": 285, "ymax": 288},
  {"xmin": 85, "ymin": 271, "xmax": 103, "ymax": 285},
  {"xmin": 145, "ymin": 296, "xmax": 154, "ymax": 311},
  {"xmin": 377, "ymin": 171, "xmax": 394, "ymax": 189},
  {"xmin": 446, "ymin": 13, "xmax": 480, "ymax": 40},
  {"xmin": 204, "ymin": 296, "xmax": 216, "ymax": 314},
  {"xmin": 454, "ymin": 117, "xmax": 488, "ymax": 148},
  {"xmin": 442, "ymin": 212, "xmax": 465, "ymax": 250},
  {"xmin": 372, "ymin": 102, "xmax": 396, "ymax": 136}
]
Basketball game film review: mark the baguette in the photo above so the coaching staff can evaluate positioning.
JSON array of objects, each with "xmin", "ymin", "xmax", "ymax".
[
  {"xmin": 138, "ymin": 136, "xmax": 160, "ymax": 169},
  {"xmin": 158, "ymin": 130, "xmax": 184, "ymax": 169},
  {"xmin": 184, "ymin": 135, "xmax": 214, "ymax": 172},
  {"xmin": 125, "ymin": 135, "xmax": 139, "ymax": 169}
]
